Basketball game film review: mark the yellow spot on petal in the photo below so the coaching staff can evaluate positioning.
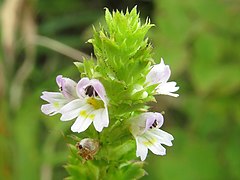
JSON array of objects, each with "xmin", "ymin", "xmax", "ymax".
[
  {"xmin": 53, "ymin": 102, "xmax": 60, "ymax": 108},
  {"xmin": 87, "ymin": 97, "xmax": 104, "ymax": 109},
  {"xmin": 80, "ymin": 110, "xmax": 87, "ymax": 118},
  {"xmin": 89, "ymin": 114, "xmax": 95, "ymax": 120},
  {"xmin": 143, "ymin": 137, "xmax": 157, "ymax": 146}
]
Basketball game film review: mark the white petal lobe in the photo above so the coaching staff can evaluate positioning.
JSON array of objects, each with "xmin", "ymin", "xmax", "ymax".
[{"xmin": 136, "ymin": 137, "xmax": 148, "ymax": 161}]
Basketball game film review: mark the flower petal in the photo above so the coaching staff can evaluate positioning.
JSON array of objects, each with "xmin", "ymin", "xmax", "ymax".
[
  {"xmin": 149, "ymin": 129, "xmax": 174, "ymax": 146},
  {"xmin": 40, "ymin": 91, "xmax": 65, "ymax": 103},
  {"xmin": 71, "ymin": 116, "xmax": 93, "ymax": 133},
  {"xmin": 147, "ymin": 142, "xmax": 166, "ymax": 156},
  {"xmin": 93, "ymin": 108, "xmax": 109, "ymax": 132},
  {"xmin": 76, "ymin": 77, "xmax": 90, "ymax": 98},
  {"xmin": 156, "ymin": 81, "xmax": 179, "ymax": 97},
  {"xmin": 56, "ymin": 75, "xmax": 77, "ymax": 99},
  {"xmin": 146, "ymin": 58, "xmax": 171, "ymax": 85},
  {"xmin": 76, "ymin": 78, "xmax": 108, "ymax": 106},
  {"xmin": 60, "ymin": 99, "xmax": 85, "ymax": 121},
  {"xmin": 136, "ymin": 137, "xmax": 148, "ymax": 161},
  {"xmin": 139, "ymin": 133, "xmax": 166, "ymax": 156},
  {"xmin": 92, "ymin": 109, "xmax": 104, "ymax": 132},
  {"xmin": 145, "ymin": 112, "xmax": 164, "ymax": 130},
  {"xmin": 101, "ymin": 108, "xmax": 109, "ymax": 127},
  {"xmin": 131, "ymin": 112, "xmax": 164, "ymax": 136},
  {"xmin": 41, "ymin": 104, "xmax": 58, "ymax": 116},
  {"xmin": 90, "ymin": 79, "xmax": 108, "ymax": 103},
  {"xmin": 70, "ymin": 106, "xmax": 95, "ymax": 133},
  {"xmin": 41, "ymin": 91, "xmax": 68, "ymax": 116},
  {"xmin": 60, "ymin": 108, "xmax": 81, "ymax": 121},
  {"xmin": 130, "ymin": 116, "xmax": 146, "ymax": 136},
  {"xmin": 56, "ymin": 75, "xmax": 63, "ymax": 87}
]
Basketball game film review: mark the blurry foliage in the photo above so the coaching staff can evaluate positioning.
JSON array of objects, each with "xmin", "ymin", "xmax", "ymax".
[{"xmin": 0, "ymin": 0, "xmax": 239, "ymax": 180}]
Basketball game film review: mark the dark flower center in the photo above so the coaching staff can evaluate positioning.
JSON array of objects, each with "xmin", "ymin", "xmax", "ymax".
[
  {"xmin": 85, "ymin": 85, "xmax": 98, "ymax": 97},
  {"xmin": 150, "ymin": 119, "xmax": 158, "ymax": 129}
]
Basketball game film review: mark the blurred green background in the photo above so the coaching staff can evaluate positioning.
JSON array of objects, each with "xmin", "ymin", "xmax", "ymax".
[{"xmin": 0, "ymin": 0, "xmax": 239, "ymax": 179}]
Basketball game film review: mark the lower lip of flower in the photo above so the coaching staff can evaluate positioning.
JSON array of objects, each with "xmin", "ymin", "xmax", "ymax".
[
  {"xmin": 142, "ymin": 137, "xmax": 157, "ymax": 146},
  {"xmin": 86, "ymin": 97, "xmax": 104, "ymax": 109}
]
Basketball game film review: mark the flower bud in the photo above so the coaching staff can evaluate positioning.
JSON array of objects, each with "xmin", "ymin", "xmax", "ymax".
[{"xmin": 76, "ymin": 138, "xmax": 100, "ymax": 161}]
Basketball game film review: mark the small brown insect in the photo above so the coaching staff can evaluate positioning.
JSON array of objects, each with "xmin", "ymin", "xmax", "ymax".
[{"xmin": 76, "ymin": 138, "xmax": 99, "ymax": 161}]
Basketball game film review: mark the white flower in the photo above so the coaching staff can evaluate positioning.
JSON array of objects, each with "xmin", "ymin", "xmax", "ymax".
[
  {"xmin": 41, "ymin": 76, "xmax": 109, "ymax": 133},
  {"xmin": 41, "ymin": 75, "xmax": 77, "ymax": 116},
  {"xmin": 130, "ymin": 112, "xmax": 174, "ymax": 161},
  {"xmin": 59, "ymin": 77, "xmax": 109, "ymax": 133},
  {"xmin": 146, "ymin": 58, "xmax": 179, "ymax": 97}
]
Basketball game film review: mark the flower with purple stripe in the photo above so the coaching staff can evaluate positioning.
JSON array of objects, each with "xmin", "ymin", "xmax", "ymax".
[
  {"xmin": 59, "ymin": 77, "xmax": 109, "ymax": 133},
  {"xmin": 146, "ymin": 58, "xmax": 179, "ymax": 97},
  {"xmin": 130, "ymin": 112, "xmax": 174, "ymax": 161},
  {"xmin": 41, "ymin": 75, "xmax": 77, "ymax": 116}
]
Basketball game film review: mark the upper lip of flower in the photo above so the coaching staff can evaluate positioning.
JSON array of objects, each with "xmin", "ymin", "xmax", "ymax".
[
  {"xmin": 76, "ymin": 78, "xmax": 108, "ymax": 103},
  {"xmin": 144, "ymin": 112, "xmax": 163, "ymax": 131},
  {"xmin": 146, "ymin": 58, "xmax": 171, "ymax": 85},
  {"xmin": 56, "ymin": 75, "xmax": 78, "ymax": 100}
]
